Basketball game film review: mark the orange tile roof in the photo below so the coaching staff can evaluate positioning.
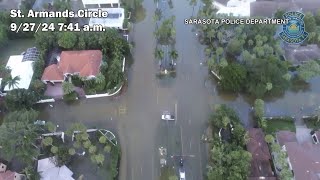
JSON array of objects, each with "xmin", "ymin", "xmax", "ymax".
[
  {"xmin": 41, "ymin": 64, "xmax": 64, "ymax": 81},
  {"xmin": 41, "ymin": 50, "xmax": 102, "ymax": 81},
  {"xmin": 59, "ymin": 50, "xmax": 102, "ymax": 77}
]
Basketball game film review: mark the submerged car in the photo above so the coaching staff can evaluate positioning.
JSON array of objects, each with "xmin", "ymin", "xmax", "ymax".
[
  {"xmin": 161, "ymin": 111, "xmax": 175, "ymax": 121},
  {"xmin": 179, "ymin": 158, "xmax": 186, "ymax": 180}
]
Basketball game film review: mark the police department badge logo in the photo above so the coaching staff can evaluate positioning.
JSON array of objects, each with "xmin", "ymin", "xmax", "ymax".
[{"xmin": 279, "ymin": 11, "xmax": 308, "ymax": 44}]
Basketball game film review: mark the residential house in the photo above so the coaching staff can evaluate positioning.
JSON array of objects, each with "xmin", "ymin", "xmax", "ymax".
[
  {"xmin": 89, "ymin": 7, "xmax": 125, "ymax": 29},
  {"xmin": 284, "ymin": 142, "xmax": 320, "ymax": 180},
  {"xmin": 275, "ymin": 131, "xmax": 320, "ymax": 180},
  {"xmin": 0, "ymin": 47, "xmax": 39, "ymax": 93},
  {"xmin": 37, "ymin": 157, "xmax": 74, "ymax": 180},
  {"xmin": 214, "ymin": 0, "xmax": 256, "ymax": 17},
  {"xmin": 81, "ymin": 0, "xmax": 127, "ymax": 29},
  {"xmin": 283, "ymin": 44, "xmax": 320, "ymax": 67},
  {"xmin": 214, "ymin": 0, "xmax": 320, "ymax": 17},
  {"xmin": 247, "ymin": 128, "xmax": 276, "ymax": 180},
  {"xmin": 0, "ymin": 163, "xmax": 25, "ymax": 180},
  {"xmin": 250, "ymin": 0, "xmax": 320, "ymax": 18},
  {"xmin": 41, "ymin": 50, "xmax": 103, "ymax": 84},
  {"xmin": 81, "ymin": 0, "xmax": 120, "ymax": 8}
]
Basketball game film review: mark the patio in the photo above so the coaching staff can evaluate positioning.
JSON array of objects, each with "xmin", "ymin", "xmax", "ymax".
[{"xmin": 44, "ymin": 83, "xmax": 85, "ymax": 99}]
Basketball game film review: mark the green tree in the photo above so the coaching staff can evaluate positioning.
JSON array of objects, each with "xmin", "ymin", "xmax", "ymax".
[
  {"xmin": 304, "ymin": 12, "xmax": 317, "ymax": 33},
  {"xmin": 6, "ymin": 75, "xmax": 21, "ymax": 90},
  {"xmin": 219, "ymin": 63, "xmax": 247, "ymax": 92},
  {"xmin": 42, "ymin": 137, "xmax": 53, "ymax": 146},
  {"xmin": 189, "ymin": 0, "xmax": 197, "ymax": 17},
  {"xmin": 154, "ymin": 16, "xmax": 176, "ymax": 44},
  {"xmin": 246, "ymin": 57, "xmax": 289, "ymax": 97},
  {"xmin": 169, "ymin": 49, "xmax": 179, "ymax": 61},
  {"xmin": 154, "ymin": 48, "xmax": 164, "ymax": 60},
  {"xmin": 99, "ymin": 136, "xmax": 107, "ymax": 144},
  {"xmin": 0, "ymin": 110, "xmax": 40, "ymax": 165},
  {"xmin": 104, "ymin": 145, "xmax": 111, "ymax": 153},
  {"xmin": 265, "ymin": 134, "xmax": 274, "ymax": 144},
  {"xmin": 226, "ymin": 38, "xmax": 243, "ymax": 56},
  {"xmin": 51, "ymin": 146, "xmax": 58, "ymax": 154},
  {"xmin": 62, "ymin": 81, "xmax": 74, "ymax": 95},
  {"xmin": 5, "ymin": 89, "xmax": 40, "ymax": 111},
  {"xmin": 254, "ymin": 99, "xmax": 265, "ymax": 118},
  {"xmin": 58, "ymin": 31, "xmax": 77, "ymax": 49},
  {"xmin": 95, "ymin": 73, "xmax": 106, "ymax": 91},
  {"xmin": 68, "ymin": 148, "xmax": 76, "ymax": 155},
  {"xmin": 297, "ymin": 60, "xmax": 320, "ymax": 82}
]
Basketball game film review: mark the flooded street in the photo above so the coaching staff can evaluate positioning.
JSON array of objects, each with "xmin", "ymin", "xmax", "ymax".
[{"xmin": 35, "ymin": 0, "xmax": 320, "ymax": 179}]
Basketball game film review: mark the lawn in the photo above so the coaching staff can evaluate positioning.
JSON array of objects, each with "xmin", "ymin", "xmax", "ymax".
[
  {"xmin": 266, "ymin": 117, "xmax": 296, "ymax": 134},
  {"xmin": 0, "ymin": 39, "xmax": 35, "ymax": 64}
]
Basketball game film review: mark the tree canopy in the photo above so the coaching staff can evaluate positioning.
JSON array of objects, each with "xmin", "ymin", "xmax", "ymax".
[
  {"xmin": 297, "ymin": 60, "xmax": 320, "ymax": 82},
  {"xmin": 207, "ymin": 105, "xmax": 251, "ymax": 180},
  {"xmin": 0, "ymin": 109, "xmax": 40, "ymax": 165},
  {"xmin": 219, "ymin": 63, "xmax": 247, "ymax": 92},
  {"xmin": 5, "ymin": 89, "xmax": 41, "ymax": 111}
]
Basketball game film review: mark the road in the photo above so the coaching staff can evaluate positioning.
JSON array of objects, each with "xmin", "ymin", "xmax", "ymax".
[{"xmin": 37, "ymin": 0, "xmax": 212, "ymax": 179}]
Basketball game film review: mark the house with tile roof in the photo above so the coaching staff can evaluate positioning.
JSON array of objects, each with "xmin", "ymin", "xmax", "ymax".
[
  {"xmin": 41, "ymin": 50, "xmax": 102, "ymax": 84},
  {"xmin": 247, "ymin": 128, "xmax": 276, "ymax": 180},
  {"xmin": 274, "ymin": 131, "xmax": 320, "ymax": 180}
]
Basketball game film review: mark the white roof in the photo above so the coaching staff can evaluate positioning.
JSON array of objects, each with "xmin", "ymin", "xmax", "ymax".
[
  {"xmin": 82, "ymin": 0, "xmax": 120, "ymax": 5},
  {"xmin": 38, "ymin": 157, "xmax": 74, "ymax": 180},
  {"xmin": 215, "ymin": 0, "xmax": 256, "ymax": 17},
  {"xmin": 180, "ymin": 171, "xmax": 185, "ymax": 178},
  {"xmin": 4, "ymin": 55, "xmax": 34, "ymax": 91},
  {"xmin": 89, "ymin": 8, "xmax": 124, "ymax": 29}
]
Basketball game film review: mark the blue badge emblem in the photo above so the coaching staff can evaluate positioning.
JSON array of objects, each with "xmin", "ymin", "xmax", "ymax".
[{"xmin": 279, "ymin": 11, "xmax": 308, "ymax": 44}]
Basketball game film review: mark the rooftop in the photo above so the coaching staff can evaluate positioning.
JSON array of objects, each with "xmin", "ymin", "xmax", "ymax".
[
  {"xmin": 284, "ymin": 44, "xmax": 320, "ymax": 66},
  {"xmin": 285, "ymin": 142, "xmax": 320, "ymax": 180},
  {"xmin": 41, "ymin": 50, "xmax": 102, "ymax": 81},
  {"xmin": 276, "ymin": 130, "xmax": 297, "ymax": 147},
  {"xmin": 250, "ymin": 0, "xmax": 320, "ymax": 17},
  {"xmin": 3, "ymin": 55, "xmax": 34, "ymax": 91},
  {"xmin": 89, "ymin": 8, "xmax": 125, "ymax": 29},
  {"xmin": 247, "ymin": 128, "xmax": 275, "ymax": 178}
]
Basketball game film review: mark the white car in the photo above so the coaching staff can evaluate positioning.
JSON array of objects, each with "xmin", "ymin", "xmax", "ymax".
[
  {"xmin": 179, "ymin": 168, "xmax": 186, "ymax": 180},
  {"xmin": 161, "ymin": 112, "xmax": 175, "ymax": 121}
]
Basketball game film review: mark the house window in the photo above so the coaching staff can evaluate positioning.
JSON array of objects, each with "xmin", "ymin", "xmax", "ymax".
[{"xmin": 112, "ymin": 3, "xmax": 119, "ymax": 7}]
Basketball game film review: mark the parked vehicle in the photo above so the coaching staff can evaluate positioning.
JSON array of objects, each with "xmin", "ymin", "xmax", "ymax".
[{"xmin": 161, "ymin": 111, "xmax": 175, "ymax": 121}]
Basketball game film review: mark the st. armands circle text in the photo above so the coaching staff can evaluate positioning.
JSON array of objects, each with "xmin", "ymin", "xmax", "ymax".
[{"xmin": 12, "ymin": 9, "xmax": 109, "ymax": 18}]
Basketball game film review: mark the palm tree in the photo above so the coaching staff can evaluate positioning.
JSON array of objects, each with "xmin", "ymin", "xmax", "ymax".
[
  {"xmin": 95, "ymin": 73, "xmax": 105, "ymax": 84},
  {"xmin": 7, "ymin": 75, "xmax": 21, "ymax": 90},
  {"xmin": 169, "ymin": 49, "xmax": 178, "ymax": 61},
  {"xmin": 189, "ymin": 0, "xmax": 197, "ymax": 17},
  {"xmin": 154, "ymin": 48, "xmax": 164, "ymax": 60},
  {"xmin": 62, "ymin": 81, "xmax": 74, "ymax": 95}
]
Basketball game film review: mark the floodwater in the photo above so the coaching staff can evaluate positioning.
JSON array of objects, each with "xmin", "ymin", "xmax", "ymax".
[
  {"xmin": 33, "ymin": 0, "xmax": 320, "ymax": 179},
  {"xmin": 0, "ymin": 39, "xmax": 35, "ymax": 64}
]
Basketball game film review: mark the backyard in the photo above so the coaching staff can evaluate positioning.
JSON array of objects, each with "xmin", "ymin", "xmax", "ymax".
[{"xmin": 265, "ymin": 117, "xmax": 296, "ymax": 134}]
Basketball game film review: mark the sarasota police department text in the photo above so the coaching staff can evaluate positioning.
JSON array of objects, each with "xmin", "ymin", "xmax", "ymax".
[
  {"xmin": 185, "ymin": 18, "xmax": 289, "ymax": 25},
  {"xmin": 10, "ymin": 9, "xmax": 108, "ymax": 18}
]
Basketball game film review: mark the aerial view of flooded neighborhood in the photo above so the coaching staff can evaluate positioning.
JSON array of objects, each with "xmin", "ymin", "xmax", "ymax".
[{"xmin": 0, "ymin": 0, "xmax": 320, "ymax": 179}]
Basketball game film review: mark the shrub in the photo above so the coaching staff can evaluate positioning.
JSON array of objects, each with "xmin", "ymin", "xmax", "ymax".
[
  {"xmin": 30, "ymin": 79, "xmax": 46, "ymax": 96},
  {"xmin": 71, "ymin": 75, "xmax": 83, "ymax": 87},
  {"xmin": 63, "ymin": 91, "xmax": 77, "ymax": 102}
]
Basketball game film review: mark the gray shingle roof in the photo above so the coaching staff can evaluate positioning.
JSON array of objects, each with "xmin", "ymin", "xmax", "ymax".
[{"xmin": 250, "ymin": 0, "xmax": 320, "ymax": 17}]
